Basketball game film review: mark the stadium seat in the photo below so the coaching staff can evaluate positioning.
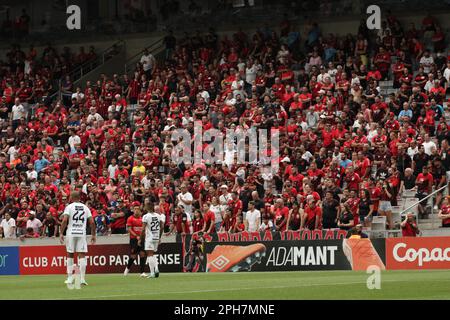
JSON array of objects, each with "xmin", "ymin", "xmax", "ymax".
[{"xmin": 370, "ymin": 216, "xmax": 387, "ymax": 238}]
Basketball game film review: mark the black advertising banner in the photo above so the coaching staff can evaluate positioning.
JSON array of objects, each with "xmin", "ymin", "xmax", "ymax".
[
  {"xmin": 152, "ymin": 242, "xmax": 184, "ymax": 273},
  {"xmin": 201, "ymin": 239, "xmax": 386, "ymax": 272},
  {"xmin": 179, "ymin": 230, "xmax": 349, "ymax": 272}
]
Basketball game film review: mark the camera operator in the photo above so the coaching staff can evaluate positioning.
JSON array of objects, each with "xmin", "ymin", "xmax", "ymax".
[
  {"xmin": 401, "ymin": 212, "xmax": 420, "ymax": 237},
  {"xmin": 345, "ymin": 224, "xmax": 369, "ymax": 239},
  {"xmin": 185, "ymin": 232, "xmax": 205, "ymax": 272}
]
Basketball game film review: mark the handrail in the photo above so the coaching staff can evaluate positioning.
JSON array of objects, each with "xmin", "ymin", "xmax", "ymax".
[
  {"xmin": 50, "ymin": 40, "xmax": 125, "ymax": 99},
  {"xmin": 67, "ymin": 39, "xmax": 125, "ymax": 81},
  {"xmin": 47, "ymin": 79, "xmax": 62, "ymax": 102},
  {"xmin": 400, "ymin": 183, "xmax": 449, "ymax": 216}
]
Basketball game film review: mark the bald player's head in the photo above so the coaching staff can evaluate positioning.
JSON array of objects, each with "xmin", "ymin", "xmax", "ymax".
[{"xmin": 70, "ymin": 191, "xmax": 81, "ymax": 202}]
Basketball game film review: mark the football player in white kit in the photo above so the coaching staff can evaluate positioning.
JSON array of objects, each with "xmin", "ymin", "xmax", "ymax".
[
  {"xmin": 139, "ymin": 203, "xmax": 165, "ymax": 278},
  {"xmin": 60, "ymin": 191, "xmax": 96, "ymax": 285}
]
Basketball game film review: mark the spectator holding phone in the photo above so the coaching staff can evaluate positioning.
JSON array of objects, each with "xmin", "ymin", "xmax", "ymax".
[{"xmin": 401, "ymin": 212, "xmax": 420, "ymax": 236}]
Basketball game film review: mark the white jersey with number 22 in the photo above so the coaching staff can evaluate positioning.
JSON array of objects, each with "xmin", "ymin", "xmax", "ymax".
[
  {"xmin": 142, "ymin": 212, "xmax": 165, "ymax": 241},
  {"xmin": 63, "ymin": 202, "xmax": 92, "ymax": 237}
]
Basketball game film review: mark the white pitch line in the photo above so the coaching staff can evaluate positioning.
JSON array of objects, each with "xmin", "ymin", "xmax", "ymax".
[{"xmin": 55, "ymin": 278, "xmax": 441, "ymax": 300}]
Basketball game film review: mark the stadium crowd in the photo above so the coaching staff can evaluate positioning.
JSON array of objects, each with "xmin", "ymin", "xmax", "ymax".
[{"xmin": 1, "ymin": 12, "xmax": 450, "ymax": 240}]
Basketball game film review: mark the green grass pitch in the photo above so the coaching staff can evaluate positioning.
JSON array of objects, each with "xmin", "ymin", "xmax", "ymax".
[{"xmin": 1, "ymin": 270, "xmax": 450, "ymax": 300}]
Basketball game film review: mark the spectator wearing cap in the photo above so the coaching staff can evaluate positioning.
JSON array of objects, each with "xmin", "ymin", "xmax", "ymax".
[
  {"xmin": 219, "ymin": 185, "xmax": 232, "ymax": 211},
  {"xmin": 317, "ymin": 66, "xmax": 330, "ymax": 84},
  {"xmin": 26, "ymin": 211, "xmax": 43, "ymax": 236},
  {"xmin": 345, "ymin": 224, "xmax": 369, "ymax": 239}
]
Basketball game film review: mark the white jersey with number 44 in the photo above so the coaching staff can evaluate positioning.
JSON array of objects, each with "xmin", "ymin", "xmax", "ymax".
[
  {"xmin": 142, "ymin": 212, "xmax": 165, "ymax": 241},
  {"xmin": 63, "ymin": 202, "xmax": 92, "ymax": 237}
]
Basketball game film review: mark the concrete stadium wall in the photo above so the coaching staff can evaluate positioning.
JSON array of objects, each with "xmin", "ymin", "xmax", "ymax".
[
  {"xmin": 1, "ymin": 11, "xmax": 450, "ymax": 71},
  {"xmin": 73, "ymin": 49, "xmax": 126, "ymax": 88},
  {"xmin": 0, "ymin": 34, "xmax": 163, "ymax": 63}
]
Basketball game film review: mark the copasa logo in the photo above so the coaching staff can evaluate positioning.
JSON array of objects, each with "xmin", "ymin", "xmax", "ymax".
[{"xmin": 393, "ymin": 243, "xmax": 450, "ymax": 267}]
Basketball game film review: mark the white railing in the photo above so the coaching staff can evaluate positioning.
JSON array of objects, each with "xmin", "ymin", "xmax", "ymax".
[{"xmin": 400, "ymin": 183, "xmax": 449, "ymax": 230}]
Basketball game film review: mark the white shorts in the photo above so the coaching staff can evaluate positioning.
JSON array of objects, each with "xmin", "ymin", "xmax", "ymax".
[
  {"xmin": 145, "ymin": 239, "xmax": 159, "ymax": 252},
  {"xmin": 379, "ymin": 201, "xmax": 392, "ymax": 212},
  {"xmin": 66, "ymin": 236, "xmax": 88, "ymax": 253}
]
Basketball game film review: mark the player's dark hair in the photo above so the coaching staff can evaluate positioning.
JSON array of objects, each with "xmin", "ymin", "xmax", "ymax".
[{"xmin": 145, "ymin": 202, "xmax": 155, "ymax": 212}]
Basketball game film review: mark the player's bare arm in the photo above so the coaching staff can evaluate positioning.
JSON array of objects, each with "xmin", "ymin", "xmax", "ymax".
[
  {"xmin": 139, "ymin": 222, "xmax": 147, "ymax": 245},
  {"xmin": 158, "ymin": 220, "xmax": 164, "ymax": 246},
  {"xmin": 164, "ymin": 223, "xmax": 174, "ymax": 236},
  {"xmin": 89, "ymin": 216, "xmax": 96, "ymax": 244},
  {"xmin": 60, "ymin": 215, "xmax": 69, "ymax": 244},
  {"xmin": 128, "ymin": 225, "xmax": 138, "ymax": 238}
]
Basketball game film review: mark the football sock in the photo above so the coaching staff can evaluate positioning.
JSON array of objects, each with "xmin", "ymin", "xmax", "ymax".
[
  {"xmin": 153, "ymin": 256, "xmax": 159, "ymax": 273},
  {"xmin": 127, "ymin": 257, "xmax": 135, "ymax": 269},
  {"xmin": 67, "ymin": 258, "xmax": 74, "ymax": 277},
  {"xmin": 148, "ymin": 256, "xmax": 155, "ymax": 274},
  {"xmin": 79, "ymin": 258, "xmax": 87, "ymax": 281},
  {"xmin": 139, "ymin": 257, "xmax": 146, "ymax": 273}
]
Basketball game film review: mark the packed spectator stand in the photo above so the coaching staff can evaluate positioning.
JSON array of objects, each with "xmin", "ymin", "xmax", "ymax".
[{"xmin": 0, "ymin": 10, "xmax": 450, "ymax": 241}]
